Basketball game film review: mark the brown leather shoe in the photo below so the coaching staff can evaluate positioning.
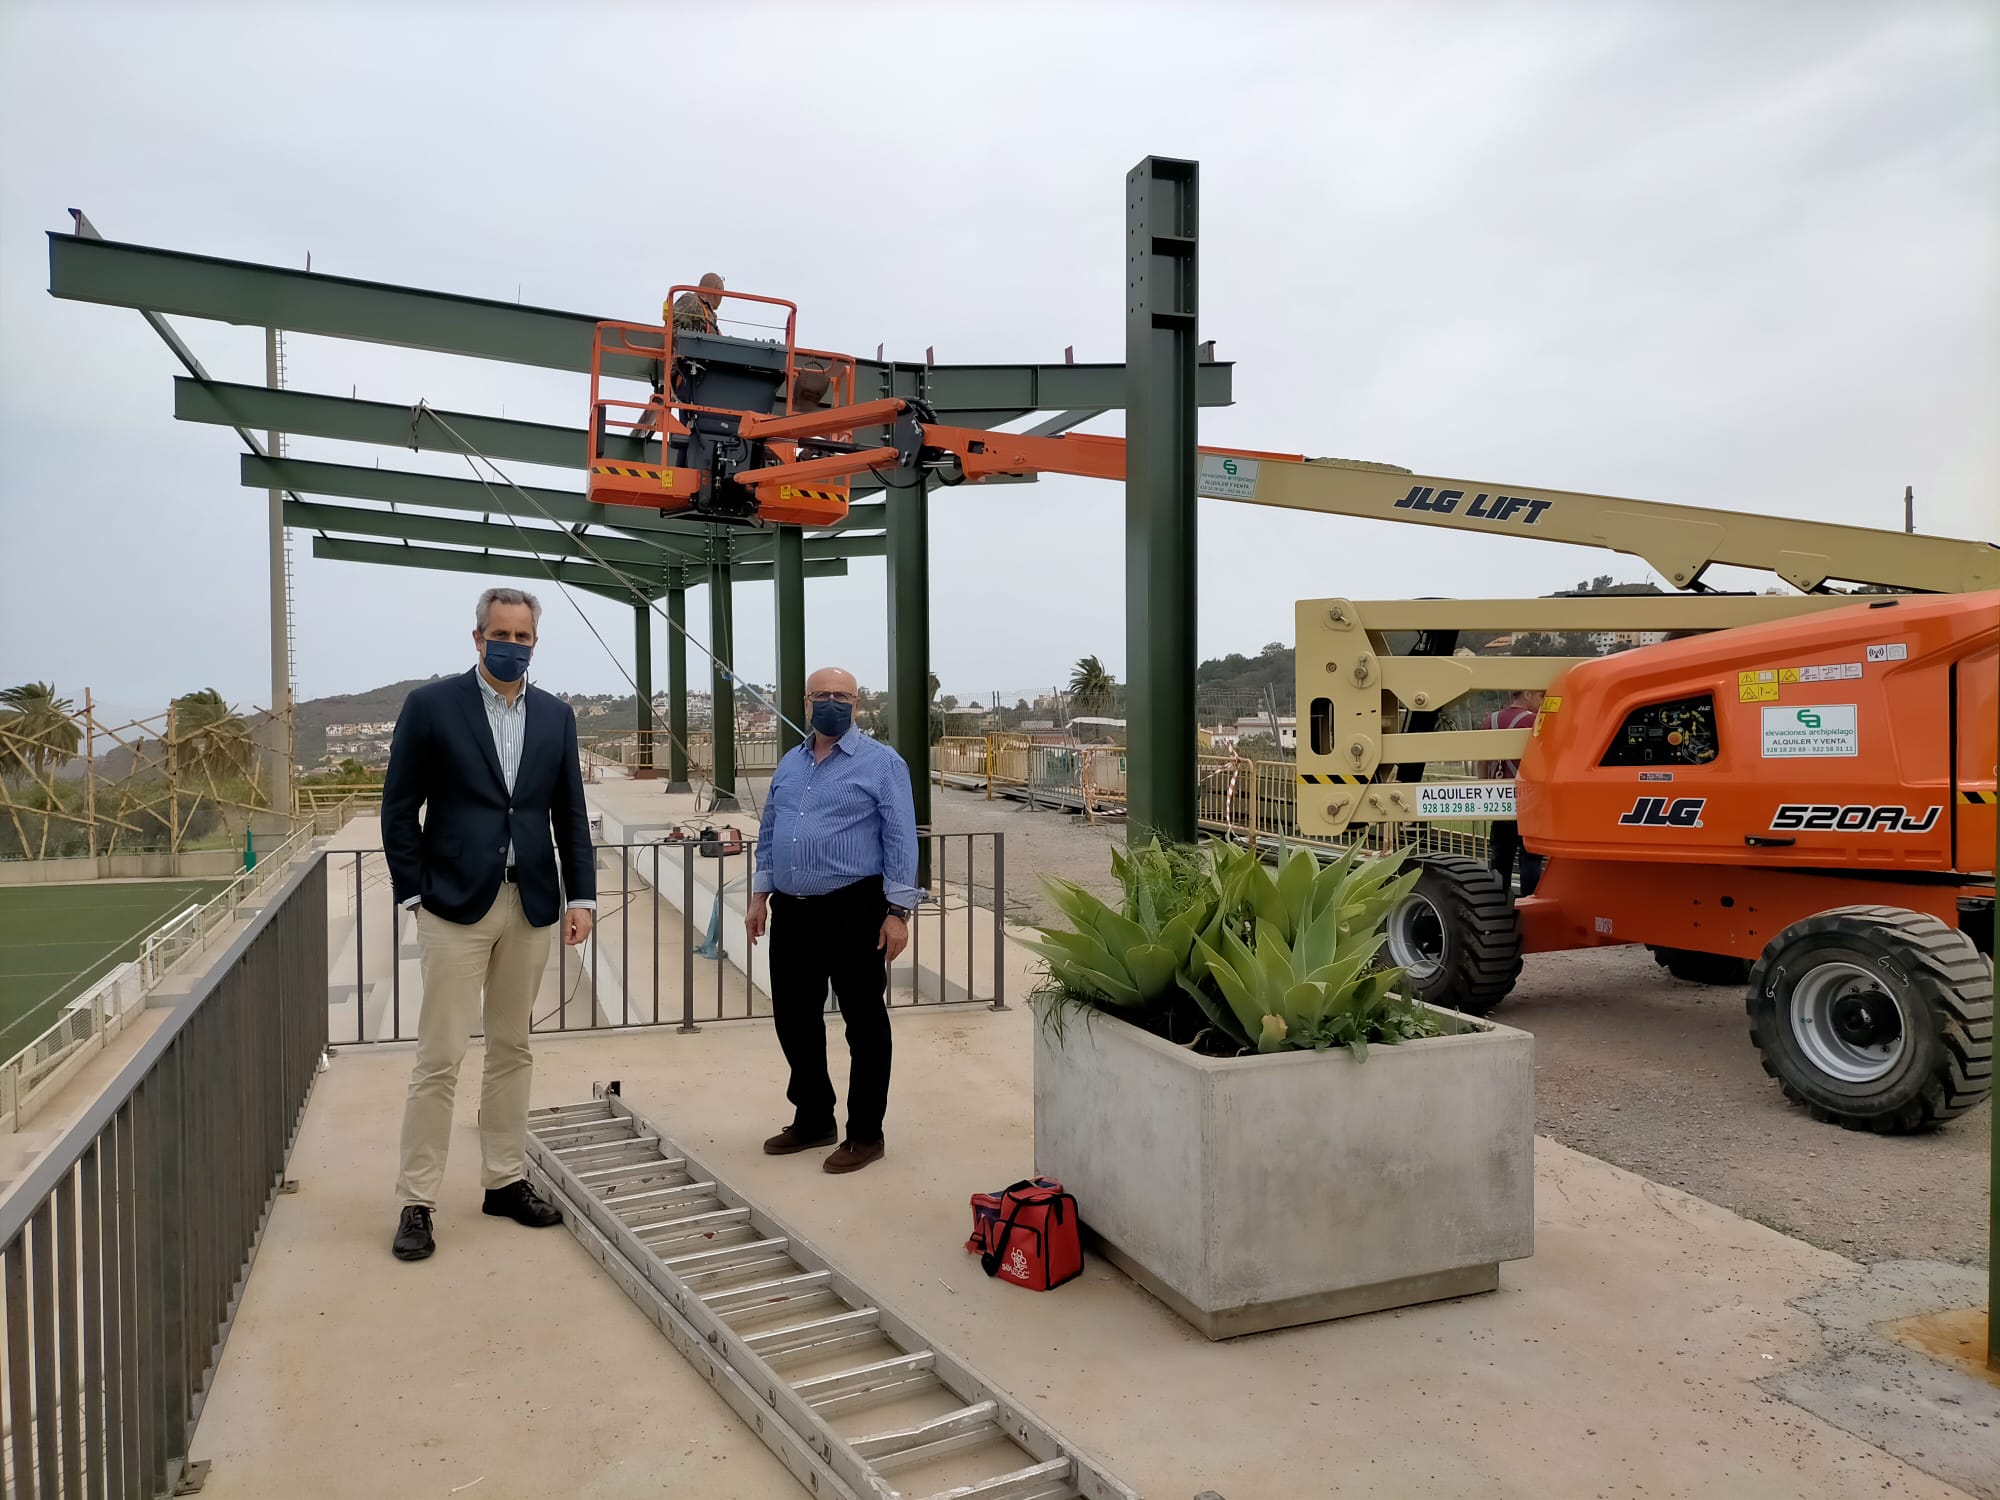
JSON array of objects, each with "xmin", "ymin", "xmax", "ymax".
[
  {"xmin": 764, "ymin": 1124, "xmax": 838, "ymax": 1155},
  {"xmin": 823, "ymin": 1139, "xmax": 885, "ymax": 1174}
]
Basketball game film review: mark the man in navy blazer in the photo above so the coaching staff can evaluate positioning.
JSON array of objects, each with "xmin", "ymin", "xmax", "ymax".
[{"xmin": 381, "ymin": 588, "xmax": 597, "ymax": 1262}]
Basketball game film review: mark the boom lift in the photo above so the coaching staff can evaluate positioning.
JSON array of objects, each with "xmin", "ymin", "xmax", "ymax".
[{"xmin": 586, "ymin": 294, "xmax": 1998, "ymax": 1131}]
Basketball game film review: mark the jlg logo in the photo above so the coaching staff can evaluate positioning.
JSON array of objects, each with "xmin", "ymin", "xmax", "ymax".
[
  {"xmin": 1771, "ymin": 804, "xmax": 1941, "ymax": 833},
  {"xmin": 1618, "ymin": 795, "xmax": 1706, "ymax": 828},
  {"xmin": 1395, "ymin": 484, "xmax": 1553, "ymax": 526}
]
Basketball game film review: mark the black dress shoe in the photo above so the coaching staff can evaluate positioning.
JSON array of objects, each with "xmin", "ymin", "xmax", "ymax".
[
  {"xmin": 482, "ymin": 1179, "xmax": 562, "ymax": 1228},
  {"xmin": 392, "ymin": 1205, "xmax": 435, "ymax": 1261}
]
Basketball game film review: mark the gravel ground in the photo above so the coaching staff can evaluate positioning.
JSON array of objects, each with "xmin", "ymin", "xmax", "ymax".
[{"xmin": 927, "ymin": 786, "xmax": 1993, "ymax": 1269}]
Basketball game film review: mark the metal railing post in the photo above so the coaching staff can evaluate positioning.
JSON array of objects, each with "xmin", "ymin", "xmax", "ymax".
[
  {"xmin": 990, "ymin": 832, "xmax": 1007, "ymax": 1010},
  {"xmin": 679, "ymin": 850, "xmax": 699, "ymax": 1033}
]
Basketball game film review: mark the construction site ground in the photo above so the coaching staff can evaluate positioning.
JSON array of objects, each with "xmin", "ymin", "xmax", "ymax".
[
  {"xmin": 922, "ymin": 785, "xmax": 1993, "ymax": 1271},
  {"xmin": 189, "ymin": 983, "xmax": 1995, "ymax": 1500}
]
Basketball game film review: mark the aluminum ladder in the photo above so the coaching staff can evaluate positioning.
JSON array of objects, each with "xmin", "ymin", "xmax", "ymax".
[{"xmin": 524, "ymin": 1085, "xmax": 1139, "ymax": 1500}]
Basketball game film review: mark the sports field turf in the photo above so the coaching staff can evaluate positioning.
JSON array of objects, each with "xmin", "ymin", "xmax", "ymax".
[{"xmin": 0, "ymin": 880, "xmax": 229, "ymax": 1057}]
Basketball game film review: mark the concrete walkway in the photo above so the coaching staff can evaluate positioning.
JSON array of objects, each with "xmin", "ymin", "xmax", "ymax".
[{"xmin": 187, "ymin": 999, "xmax": 1988, "ymax": 1500}]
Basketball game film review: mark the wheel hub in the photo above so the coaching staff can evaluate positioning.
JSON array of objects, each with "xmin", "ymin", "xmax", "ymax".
[
  {"xmin": 1790, "ymin": 961, "xmax": 1907, "ymax": 1085},
  {"xmin": 1829, "ymin": 991, "xmax": 1900, "ymax": 1049},
  {"xmin": 1387, "ymin": 893, "xmax": 1445, "ymax": 982}
]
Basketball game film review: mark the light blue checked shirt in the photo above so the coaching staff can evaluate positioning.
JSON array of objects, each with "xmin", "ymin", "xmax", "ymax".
[{"xmin": 753, "ymin": 728, "xmax": 924, "ymax": 909}]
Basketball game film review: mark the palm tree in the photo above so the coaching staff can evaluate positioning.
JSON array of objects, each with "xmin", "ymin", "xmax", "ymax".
[
  {"xmin": 170, "ymin": 689, "xmax": 258, "ymax": 783},
  {"xmin": 1068, "ymin": 655, "xmax": 1116, "ymax": 718},
  {"xmin": 0, "ymin": 682, "xmax": 82, "ymax": 783}
]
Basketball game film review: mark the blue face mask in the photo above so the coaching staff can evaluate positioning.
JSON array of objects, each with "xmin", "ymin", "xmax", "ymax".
[
  {"xmin": 482, "ymin": 638, "xmax": 532, "ymax": 683},
  {"xmin": 810, "ymin": 699, "xmax": 853, "ymax": 739}
]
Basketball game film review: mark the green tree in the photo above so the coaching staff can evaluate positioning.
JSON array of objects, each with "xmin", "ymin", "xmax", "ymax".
[
  {"xmin": 0, "ymin": 682, "xmax": 82, "ymax": 783},
  {"xmin": 171, "ymin": 689, "xmax": 258, "ymax": 784},
  {"xmin": 1068, "ymin": 655, "xmax": 1116, "ymax": 717}
]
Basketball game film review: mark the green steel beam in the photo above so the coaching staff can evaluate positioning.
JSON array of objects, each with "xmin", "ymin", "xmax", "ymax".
[
  {"xmin": 284, "ymin": 499, "xmax": 682, "ymax": 567},
  {"xmin": 774, "ymin": 527, "xmax": 806, "ymax": 757},
  {"xmin": 308, "ymin": 536, "xmax": 844, "ymax": 590},
  {"xmin": 665, "ymin": 583, "xmax": 691, "ymax": 792},
  {"xmin": 181, "ymin": 377, "xmax": 653, "ymax": 467},
  {"xmin": 1124, "ymin": 156, "xmax": 1200, "ymax": 844},
  {"xmin": 309, "ymin": 536, "xmax": 665, "ymax": 598},
  {"xmin": 53, "ymin": 234, "xmax": 1233, "ymax": 408},
  {"xmin": 249, "ymin": 455, "xmax": 886, "ymax": 554},
  {"xmin": 885, "ymin": 356, "xmax": 933, "ymax": 837},
  {"xmin": 247, "ymin": 453, "xmax": 707, "ymax": 539},
  {"xmin": 708, "ymin": 552, "xmax": 739, "ymax": 812},
  {"xmin": 634, "ymin": 603, "xmax": 655, "ymax": 773}
]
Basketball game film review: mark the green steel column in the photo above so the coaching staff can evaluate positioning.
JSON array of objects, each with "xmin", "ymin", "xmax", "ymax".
[
  {"xmin": 886, "ymin": 464, "xmax": 932, "ymax": 834},
  {"xmin": 775, "ymin": 525, "xmax": 806, "ymax": 756},
  {"xmin": 707, "ymin": 543, "xmax": 740, "ymax": 812},
  {"xmin": 1124, "ymin": 156, "xmax": 1200, "ymax": 844},
  {"xmin": 665, "ymin": 579, "xmax": 691, "ymax": 793},
  {"xmin": 632, "ymin": 601, "xmax": 655, "ymax": 779}
]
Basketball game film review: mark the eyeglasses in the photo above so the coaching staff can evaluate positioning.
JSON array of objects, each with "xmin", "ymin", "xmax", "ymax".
[{"xmin": 807, "ymin": 691, "xmax": 857, "ymax": 705}]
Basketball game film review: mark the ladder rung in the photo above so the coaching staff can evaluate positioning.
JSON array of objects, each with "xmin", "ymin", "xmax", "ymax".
[
  {"xmin": 793, "ymin": 1350, "xmax": 935, "ymax": 1403},
  {"xmin": 607, "ymin": 1180, "xmax": 715, "ymax": 1215},
  {"xmin": 705, "ymin": 1270, "xmax": 833, "ymax": 1315},
  {"xmin": 634, "ymin": 1207, "xmax": 751, "ymax": 1243},
  {"xmin": 761, "ymin": 1328, "xmax": 884, "ymax": 1373},
  {"xmin": 854, "ymin": 1400, "xmax": 1000, "ymax": 1467},
  {"xmin": 744, "ymin": 1307, "xmax": 882, "ymax": 1357},
  {"xmin": 528, "ymin": 1100, "xmax": 614, "ymax": 1120},
  {"xmin": 576, "ymin": 1158, "xmax": 688, "ymax": 1190},
  {"xmin": 680, "ymin": 1252, "xmax": 799, "ymax": 1290},
  {"xmin": 620, "ymin": 1186, "xmax": 722, "ymax": 1225},
  {"xmin": 915, "ymin": 1459, "xmax": 1075, "ymax": 1500},
  {"xmin": 551, "ymin": 1134, "xmax": 658, "ymax": 1160},
  {"xmin": 539, "ymin": 1120, "xmax": 640, "ymax": 1147},
  {"xmin": 661, "ymin": 1236, "xmax": 788, "ymax": 1271}
]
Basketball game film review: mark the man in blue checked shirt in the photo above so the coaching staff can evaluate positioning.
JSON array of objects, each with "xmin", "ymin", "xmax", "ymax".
[{"xmin": 745, "ymin": 666, "xmax": 924, "ymax": 1174}]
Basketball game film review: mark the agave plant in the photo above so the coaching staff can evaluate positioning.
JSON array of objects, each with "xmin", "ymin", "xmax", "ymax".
[
  {"xmin": 1018, "ymin": 839, "xmax": 1216, "ymax": 1016},
  {"xmin": 1184, "ymin": 845, "xmax": 1431, "ymax": 1058}
]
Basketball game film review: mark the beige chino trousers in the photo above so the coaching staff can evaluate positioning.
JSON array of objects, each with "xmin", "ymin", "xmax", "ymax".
[{"xmin": 395, "ymin": 883, "xmax": 554, "ymax": 1208}]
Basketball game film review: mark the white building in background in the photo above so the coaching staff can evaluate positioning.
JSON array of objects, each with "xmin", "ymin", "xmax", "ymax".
[{"xmin": 1231, "ymin": 715, "xmax": 1297, "ymax": 750}]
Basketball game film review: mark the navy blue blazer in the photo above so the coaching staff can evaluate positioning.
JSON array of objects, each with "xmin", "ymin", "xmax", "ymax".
[{"xmin": 380, "ymin": 669, "xmax": 596, "ymax": 927}]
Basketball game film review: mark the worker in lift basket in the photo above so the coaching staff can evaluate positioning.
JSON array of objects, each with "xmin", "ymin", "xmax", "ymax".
[
  {"xmin": 651, "ymin": 272, "xmax": 726, "ymax": 430},
  {"xmin": 667, "ymin": 271, "xmax": 725, "ymax": 334}
]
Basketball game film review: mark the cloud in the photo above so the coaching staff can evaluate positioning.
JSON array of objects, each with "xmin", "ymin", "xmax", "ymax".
[{"xmin": 2, "ymin": 0, "xmax": 1993, "ymax": 711}]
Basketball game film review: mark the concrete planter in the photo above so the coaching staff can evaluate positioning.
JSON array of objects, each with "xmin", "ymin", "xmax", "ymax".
[{"xmin": 1033, "ymin": 1005, "xmax": 1534, "ymax": 1339}]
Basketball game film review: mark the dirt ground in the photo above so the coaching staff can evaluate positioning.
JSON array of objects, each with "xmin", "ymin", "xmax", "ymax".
[{"xmin": 927, "ymin": 786, "xmax": 1993, "ymax": 1270}]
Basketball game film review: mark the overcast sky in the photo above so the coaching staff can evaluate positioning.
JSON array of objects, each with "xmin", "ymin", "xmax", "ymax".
[{"xmin": 2, "ymin": 1, "xmax": 1994, "ymax": 721}]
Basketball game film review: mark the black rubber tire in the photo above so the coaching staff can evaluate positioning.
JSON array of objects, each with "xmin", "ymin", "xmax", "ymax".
[
  {"xmin": 1385, "ymin": 854, "xmax": 1524, "ymax": 1017},
  {"xmin": 1746, "ymin": 905, "xmax": 1993, "ymax": 1133},
  {"xmin": 1650, "ymin": 946, "xmax": 1754, "ymax": 986}
]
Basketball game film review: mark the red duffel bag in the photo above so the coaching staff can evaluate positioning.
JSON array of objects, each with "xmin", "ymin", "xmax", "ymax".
[{"xmin": 964, "ymin": 1178, "xmax": 1083, "ymax": 1291}]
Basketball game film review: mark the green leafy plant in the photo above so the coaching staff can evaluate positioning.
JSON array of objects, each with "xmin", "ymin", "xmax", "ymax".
[
  {"xmin": 1017, "ymin": 839, "xmax": 1216, "ymax": 1017},
  {"xmin": 1026, "ymin": 837, "xmax": 1458, "ymax": 1061}
]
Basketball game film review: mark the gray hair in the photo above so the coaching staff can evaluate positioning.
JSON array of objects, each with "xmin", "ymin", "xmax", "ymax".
[{"xmin": 476, "ymin": 587, "xmax": 543, "ymax": 633}]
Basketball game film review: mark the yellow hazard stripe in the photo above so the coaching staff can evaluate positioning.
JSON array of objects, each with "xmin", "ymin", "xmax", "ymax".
[
  {"xmin": 1959, "ymin": 790, "xmax": 1997, "ymax": 805},
  {"xmin": 590, "ymin": 464, "xmax": 663, "ymax": 481},
  {"xmin": 1297, "ymin": 773, "xmax": 1369, "ymax": 786},
  {"xmin": 777, "ymin": 485, "xmax": 843, "ymax": 504}
]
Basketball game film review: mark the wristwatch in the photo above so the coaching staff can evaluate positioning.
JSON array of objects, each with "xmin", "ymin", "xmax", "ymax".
[{"xmin": 886, "ymin": 905, "xmax": 913, "ymax": 921}]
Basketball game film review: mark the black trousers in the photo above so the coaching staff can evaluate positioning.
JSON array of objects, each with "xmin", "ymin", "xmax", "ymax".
[
  {"xmin": 1489, "ymin": 821, "xmax": 1545, "ymax": 897},
  {"xmin": 769, "ymin": 877, "xmax": 892, "ymax": 1144}
]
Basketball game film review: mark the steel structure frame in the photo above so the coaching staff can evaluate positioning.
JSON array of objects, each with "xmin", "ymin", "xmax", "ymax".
[{"xmin": 49, "ymin": 166, "xmax": 1227, "ymax": 818}]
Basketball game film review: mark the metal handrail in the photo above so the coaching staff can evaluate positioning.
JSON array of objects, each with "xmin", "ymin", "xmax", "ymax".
[{"xmin": 0, "ymin": 851, "xmax": 329, "ymax": 1496}]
